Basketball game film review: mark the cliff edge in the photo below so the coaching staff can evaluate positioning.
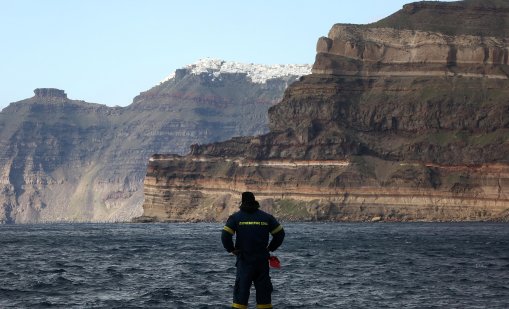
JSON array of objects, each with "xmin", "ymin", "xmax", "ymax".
[
  {"xmin": 0, "ymin": 60, "xmax": 310, "ymax": 223},
  {"xmin": 139, "ymin": 1, "xmax": 509, "ymax": 222}
]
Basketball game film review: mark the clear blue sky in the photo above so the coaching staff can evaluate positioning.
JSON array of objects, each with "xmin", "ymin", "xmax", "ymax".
[{"xmin": 1, "ymin": 0, "xmax": 428, "ymax": 109}]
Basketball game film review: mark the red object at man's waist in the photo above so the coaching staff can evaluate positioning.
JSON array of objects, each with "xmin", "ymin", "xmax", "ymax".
[{"xmin": 269, "ymin": 256, "xmax": 281, "ymax": 269}]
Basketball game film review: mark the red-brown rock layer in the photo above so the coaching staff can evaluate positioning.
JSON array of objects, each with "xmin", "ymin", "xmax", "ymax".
[
  {"xmin": 138, "ymin": 1, "xmax": 509, "ymax": 222},
  {"xmin": 139, "ymin": 156, "xmax": 509, "ymax": 222}
]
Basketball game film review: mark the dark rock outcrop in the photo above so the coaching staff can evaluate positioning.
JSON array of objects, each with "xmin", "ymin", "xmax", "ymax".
[
  {"xmin": 34, "ymin": 88, "xmax": 67, "ymax": 99},
  {"xmin": 140, "ymin": 0, "xmax": 509, "ymax": 222}
]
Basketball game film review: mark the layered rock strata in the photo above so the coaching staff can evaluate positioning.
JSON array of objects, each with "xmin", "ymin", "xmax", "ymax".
[
  {"xmin": 140, "ymin": 0, "xmax": 509, "ymax": 222},
  {"xmin": 142, "ymin": 156, "xmax": 509, "ymax": 222},
  {"xmin": 0, "ymin": 60, "xmax": 310, "ymax": 223}
]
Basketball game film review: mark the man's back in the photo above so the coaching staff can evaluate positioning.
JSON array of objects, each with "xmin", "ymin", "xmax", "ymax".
[{"xmin": 224, "ymin": 208, "xmax": 283, "ymax": 261}]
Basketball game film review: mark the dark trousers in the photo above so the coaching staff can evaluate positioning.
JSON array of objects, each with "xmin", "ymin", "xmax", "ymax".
[{"xmin": 233, "ymin": 258, "xmax": 273, "ymax": 307}]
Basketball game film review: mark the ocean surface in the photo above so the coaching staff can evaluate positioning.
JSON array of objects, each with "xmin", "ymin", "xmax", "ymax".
[{"xmin": 0, "ymin": 223, "xmax": 508, "ymax": 308}]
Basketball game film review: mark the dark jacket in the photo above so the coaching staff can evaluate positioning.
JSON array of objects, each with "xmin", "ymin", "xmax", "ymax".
[{"xmin": 221, "ymin": 202, "xmax": 285, "ymax": 262}]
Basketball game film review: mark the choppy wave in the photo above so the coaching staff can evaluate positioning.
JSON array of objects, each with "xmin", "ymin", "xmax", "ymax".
[{"xmin": 0, "ymin": 222, "xmax": 508, "ymax": 308}]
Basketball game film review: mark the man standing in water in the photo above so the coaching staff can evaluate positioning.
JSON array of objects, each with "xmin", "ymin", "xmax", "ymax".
[{"xmin": 221, "ymin": 192, "xmax": 285, "ymax": 309}]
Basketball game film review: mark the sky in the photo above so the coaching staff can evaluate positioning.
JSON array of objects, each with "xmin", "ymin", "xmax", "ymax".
[{"xmin": 1, "ymin": 0, "xmax": 432, "ymax": 109}]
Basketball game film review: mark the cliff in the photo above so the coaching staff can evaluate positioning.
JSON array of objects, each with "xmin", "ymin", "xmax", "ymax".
[
  {"xmin": 0, "ymin": 60, "xmax": 310, "ymax": 223},
  {"xmin": 139, "ymin": 0, "xmax": 509, "ymax": 222}
]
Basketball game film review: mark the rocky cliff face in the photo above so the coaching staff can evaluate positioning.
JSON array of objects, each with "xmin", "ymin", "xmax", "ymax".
[
  {"xmin": 0, "ymin": 60, "xmax": 310, "ymax": 223},
  {"xmin": 140, "ymin": 0, "xmax": 509, "ymax": 222}
]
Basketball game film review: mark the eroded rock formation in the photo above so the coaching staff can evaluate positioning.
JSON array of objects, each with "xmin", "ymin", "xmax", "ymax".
[
  {"xmin": 139, "ymin": 0, "xmax": 509, "ymax": 222},
  {"xmin": 0, "ymin": 60, "xmax": 309, "ymax": 223},
  {"xmin": 34, "ymin": 88, "xmax": 68, "ymax": 99}
]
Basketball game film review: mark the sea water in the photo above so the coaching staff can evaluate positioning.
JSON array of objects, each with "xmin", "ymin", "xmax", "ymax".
[{"xmin": 0, "ymin": 222, "xmax": 508, "ymax": 308}]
